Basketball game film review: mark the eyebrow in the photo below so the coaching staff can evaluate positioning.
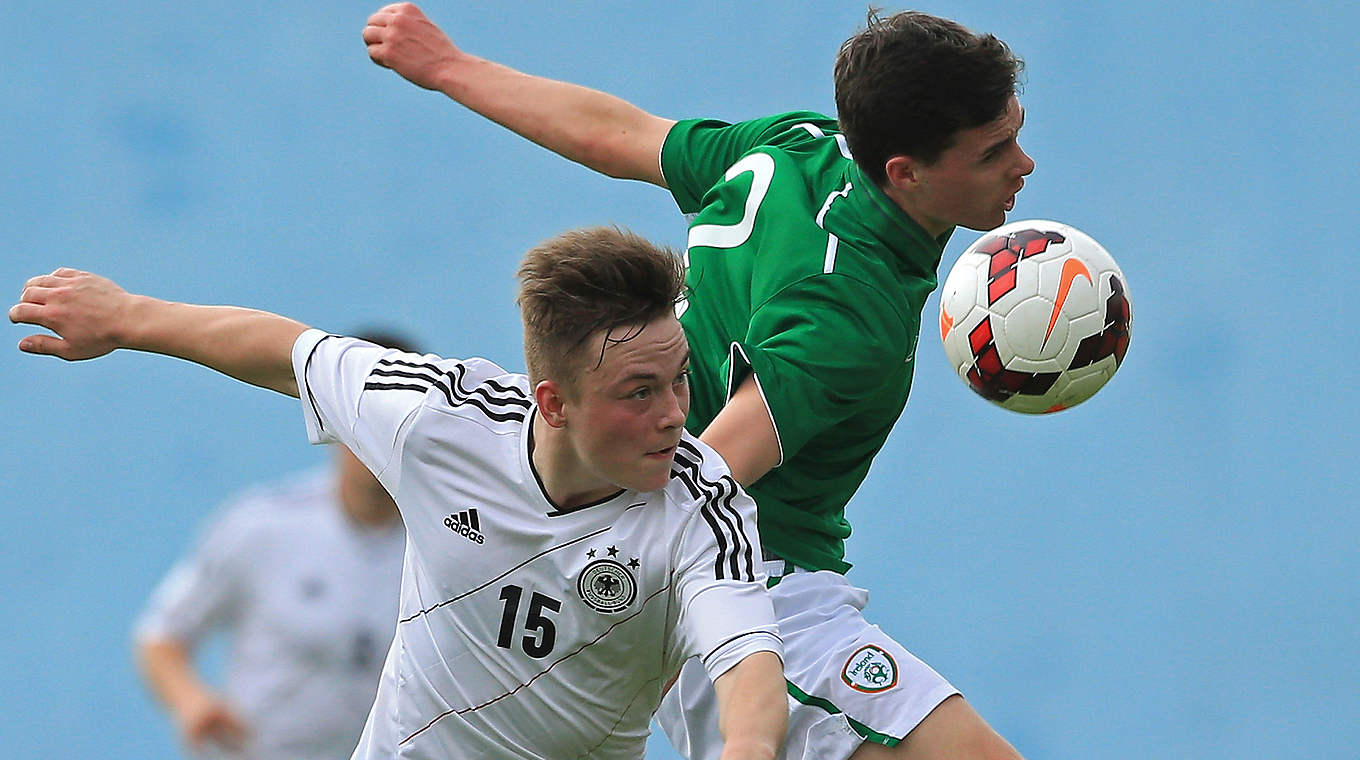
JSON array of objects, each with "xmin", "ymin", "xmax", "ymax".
[{"xmin": 618, "ymin": 349, "xmax": 691, "ymax": 385}]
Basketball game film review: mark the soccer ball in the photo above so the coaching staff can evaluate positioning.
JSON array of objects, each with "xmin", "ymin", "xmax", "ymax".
[{"xmin": 938, "ymin": 219, "xmax": 1132, "ymax": 414}]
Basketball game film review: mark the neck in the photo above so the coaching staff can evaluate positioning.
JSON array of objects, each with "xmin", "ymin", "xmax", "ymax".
[
  {"xmin": 879, "ymin": 182, "xmax": 950, "ymax": 239},
  {"xmin": 530, "ymin": 414, "xmax": 618, "ymax": 510}
]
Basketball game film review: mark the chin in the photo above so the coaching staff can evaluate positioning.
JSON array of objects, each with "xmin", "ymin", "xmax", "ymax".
[{"xmin": 631, "ymin": 465, "xmax": 674, "ymax": 493}]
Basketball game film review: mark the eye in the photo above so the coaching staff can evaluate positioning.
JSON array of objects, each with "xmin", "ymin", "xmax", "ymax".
[
  {"xmin": 629, "ymin": 386, "xmax": 652, "ymax": 400},
  {"xmin": 674, "ymin": 369, "xmax": 691, "ymax": 387}
]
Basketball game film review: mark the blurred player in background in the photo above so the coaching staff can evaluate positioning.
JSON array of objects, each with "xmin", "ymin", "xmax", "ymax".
[
  {"xmin": 133, "ymin": 331, "xmax": 415, "ymax": 760},
  {"xmin": 364, "ymin": 4, "xmax": 1032, "ymax": 759},
  {"xmin": 13, "ymin": 225, "xmax": 787, "ymax": 760}
]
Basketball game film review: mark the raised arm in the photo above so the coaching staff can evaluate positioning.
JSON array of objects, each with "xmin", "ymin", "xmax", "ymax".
[
  {"xmin": 362, "ymin": 3, "xmax": 675, "ymax": 185},
  {"xmin": 698, "ymin": 374, "xmax": 782, "ymax": 487},
  {"xmin": 10, "ymin": 268, "xmax": 307, "ymax": 396},
  {"xmin": 711, "ymin": 650, "xmax": 787, "ymax": 760}
]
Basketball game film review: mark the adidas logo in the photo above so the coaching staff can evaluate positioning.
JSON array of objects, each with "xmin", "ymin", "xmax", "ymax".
[{"xmin": 443, "ymin": 509, "xmax": 486, "ymax": 545}]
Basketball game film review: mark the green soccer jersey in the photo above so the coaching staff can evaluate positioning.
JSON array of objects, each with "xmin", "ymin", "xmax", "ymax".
[{"xmin": 661, "ymin": 112, "xmax": 952, "ymax": 574}]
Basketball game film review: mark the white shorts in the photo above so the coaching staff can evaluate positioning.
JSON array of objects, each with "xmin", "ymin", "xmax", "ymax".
[{"xmin": 656, "ymin": 559, "xmax": 959, "ymax": 760}]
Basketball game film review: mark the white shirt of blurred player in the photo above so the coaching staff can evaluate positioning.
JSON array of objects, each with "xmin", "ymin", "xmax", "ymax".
[
  {"xmin": 292, "ymin": 330, "xmax": 781, "ymax": 760},
  {"xmin": 134, "ymin": 468, "xmax": 405, "ymax": 760}
]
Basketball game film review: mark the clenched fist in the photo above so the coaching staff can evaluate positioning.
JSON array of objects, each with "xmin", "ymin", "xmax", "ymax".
[{"xmin": 363, "ymin": 3, "xmax": 464, "ymax": 91}]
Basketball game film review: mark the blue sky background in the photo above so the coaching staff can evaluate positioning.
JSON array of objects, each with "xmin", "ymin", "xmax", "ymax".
[{"xmin": 3, "ymin": 1, "xmax": 1356, "ymax": 757}]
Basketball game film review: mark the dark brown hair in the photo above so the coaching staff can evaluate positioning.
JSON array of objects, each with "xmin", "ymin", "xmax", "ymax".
[
  {"xmin": 516, "ymin": 226, "xmax": 685, "ymax": 391},
  {"xmin": 834, "ymin": 9, "xmax": 1024, "ymax": 184}
]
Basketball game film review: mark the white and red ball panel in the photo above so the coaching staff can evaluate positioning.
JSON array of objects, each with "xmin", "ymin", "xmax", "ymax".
[{"xmin": 939, "ymin": 219, "xmax": 1131, "ymax": 414}]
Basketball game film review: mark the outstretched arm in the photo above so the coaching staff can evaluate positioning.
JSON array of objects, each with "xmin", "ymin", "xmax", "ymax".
[
  {"xmin": 363, "ymin": 2, "xmax": 675, "ymax": 185},
  {"xmin": 10, "ymin": 268, "xmax": 307, "ymax": 396},
  {"xmin": 711, "ymin": 650, "xmax": 787, "ymax": 760}
]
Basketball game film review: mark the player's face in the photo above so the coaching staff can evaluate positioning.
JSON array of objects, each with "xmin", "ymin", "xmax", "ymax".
[
  {"xmin": 565, "ymin": 314, "xmax": 690, "ymax": 496},
  {"xmin": 910, "ymin": 96, "xmax": 1035, "ymax": 233}
]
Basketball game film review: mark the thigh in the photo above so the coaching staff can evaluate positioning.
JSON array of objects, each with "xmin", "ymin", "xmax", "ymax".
[
  {"xmin": 848, "ymin": 695, "xmax": 1022, "ymax": 760},
  {"xmin": 656, "ymin": 566, "xmax": 964, "ymax": 760},
  {"xmin": 772, "ymin": 570, "xmax": 960, "ymax": 757}
]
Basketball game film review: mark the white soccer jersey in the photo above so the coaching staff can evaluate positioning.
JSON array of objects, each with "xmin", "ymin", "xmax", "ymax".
[
  {"xmin": 134, "ymin": 468, "xmax": 405, "ymax": 760},
  {"xmin": 291, "ymin": 330, "xmax": 781, "ymax": 760}
]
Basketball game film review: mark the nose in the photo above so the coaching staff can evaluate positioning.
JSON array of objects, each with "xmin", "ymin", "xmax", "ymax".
[
  {"xmin": 660, "ymin": 385, "xmax": 688, "ymax": 430},
  {"xmin": 1015, "ymin": 146, "xmax": 1036, "ymax": 177}
]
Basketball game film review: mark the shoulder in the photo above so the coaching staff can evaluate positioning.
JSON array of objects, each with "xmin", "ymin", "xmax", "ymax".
[
  {"xmin": 764, "ymin": 270, "xmax": 912, "ymax": 329},
  {"xmin": 673, "ymin": 110, "xmax": 839, "ymax": 145},
  {"xmin": 370, "ymin": 353, "xmax": 533, "ymax": 430},
  {"xmin": 664, "ymin": 432, "xmax": 745, "ymax": 514}
]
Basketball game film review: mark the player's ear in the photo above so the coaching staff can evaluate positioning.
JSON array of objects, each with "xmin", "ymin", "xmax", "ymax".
[
  {"xmin": 883, "ymin": 154, "xmax": 919, "ymax": 191},
  {"xmin": 535, "ymin": 380, "xmax": 569, "ymax": 428}
]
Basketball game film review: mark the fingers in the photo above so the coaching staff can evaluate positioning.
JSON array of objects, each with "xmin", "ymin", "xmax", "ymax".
[
  {"xmin": 185, "ymin": 703, "xmax": 250, "ymax": 751},
  {"xmin": 8, "ymin": 301, "xmax": 44, "ymax": 326},
  {"xmin": 15, "ymin": 284, "xmax": 57, "ymax": 306},
  {"xmin": 10, "ymin": 301, "xmax": 78, "ymax": 360},
  {"xmin": 22, "ymin": 268, "xmax": 82, "ymax": 292},
  {"xmin": 12, "ymin": 269, "xmax": 83, "ymax": 322},
  {"xmin": 15, "ymin": 333, "xmax": 72, "ymax": 359},
  {"xmin": 365, "ymin": 3, "xmax": 420, "ymax": 30}
]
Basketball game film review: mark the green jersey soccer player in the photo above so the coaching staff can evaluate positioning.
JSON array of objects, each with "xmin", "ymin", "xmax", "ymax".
[{"xmin": 365, "ymin": 4, "xmax": 1033, "ymax": 759}]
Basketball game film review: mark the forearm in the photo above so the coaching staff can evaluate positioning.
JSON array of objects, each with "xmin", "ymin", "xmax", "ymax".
[
  {"xmin": 119, "ymin": 296, "xmax": 307, "ymax": 396},
  {"xmin": 713, "ymin": 651, "xmax": 787, "ymax": 760},
  {"xmin": 364, "ymin": 4, "xmax": 674, "ymax": 184},
  {"xmin": 434, "ymin": 54, "xmax": 673, "ymax": 184},
  {"xmin": 137, "ymin": 638, "xmax": 212, "ymax": 719},
  {"xmin": 13, "ymin": 269, "xmax": 306, "ymax": 395}
]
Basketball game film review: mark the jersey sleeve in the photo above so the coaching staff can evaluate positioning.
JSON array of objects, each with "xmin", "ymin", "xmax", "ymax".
[
  {"xmin": 293, "ymin": 329, "xmax": 517, "ymax": 499},
  {"xmin": 670, "ymin": 467, "xmax": 782, "ymax": 681},
  {"xmin": 734, "ymin": 274, "xmax": 913, "ymax": 460},
  {"xmin": 133, "ymin": 500, "xmax": 255, "ymax": 645},
  {"xmin": 292, "ymin": 329, "xmax": 431, "ymax": 484},
  {"xmin": 661, "ymin": 111, "xmax": 835, "ymax": 213}
]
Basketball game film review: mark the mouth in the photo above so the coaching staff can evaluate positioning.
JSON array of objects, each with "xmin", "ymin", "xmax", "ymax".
[
  {"xmin": 1004, "ymin": 181, "xmax": 1024, "ymax": 212},
  {"xmin": 645, "ymin": 444, "xmax": 678, "ymax": 460}
]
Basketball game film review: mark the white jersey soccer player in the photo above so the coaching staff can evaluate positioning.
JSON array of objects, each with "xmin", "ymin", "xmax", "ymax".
[
  {"xmin": 135, "ymin": 468, "xmax": 404, "ymax": 760},
  {"xmin": 293, "ymin": 330, "xmax": 781, "ymax": 759}
]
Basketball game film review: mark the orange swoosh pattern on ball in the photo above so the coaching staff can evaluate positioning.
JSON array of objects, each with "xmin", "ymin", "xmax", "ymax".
[{"xmin": 1043, "ymin": 257, "xmax": 1093, "ymax": 348}]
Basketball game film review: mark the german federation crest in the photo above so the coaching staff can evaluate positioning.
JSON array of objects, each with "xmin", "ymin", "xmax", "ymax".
[
  {"xmin": 841, "ymin": 644, "xmax": 899, "ymax": 693},
  {"xmin": 576, "ymin": 559, "xmax": 637, "ymax": 613}
]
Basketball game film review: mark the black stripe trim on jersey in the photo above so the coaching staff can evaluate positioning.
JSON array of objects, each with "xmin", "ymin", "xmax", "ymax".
[
  {"xmin": 698, "ymin": 500, "xmax": 731, "ymax": 580},
  {"xmin": 674, "ymin": 445, "xmax": 743, "ymax": 581},
  {"xmin": 371, "ymin": 360, "xmax": 532, "ymax": 417},
  {"xmin": 378, "ymin": 358, "xmax": 529, "ymax": 398},
  {"xmin": 374, "ymin": 358, "xmax": 533, "ymax": 408},
  {"xmin": 401, "ymin": 582, "xmax": 672, "ymax": 746},
  {"xmin": 300, "ymin": 334, "xmax": 340, "ymax": 432},
  {"xmin": 377, "ymin": 358, "xmax": 529, "ymax": 401},
  {"xmin": 686, "ymin": 442, "xmax": 756, "ymax": 582},
  {"xmin": 674, "ymin": 440, "xmax": 755, "ymax": 581},
  {"xmin": 700, "ymin": 629, "xmax": 784, "ymax": 670},
  {"xmin": 712, "ymin": 485, "xmax": 751, "ymax": 582},
  {"xmin": 671, "ymin": 441, "xmax": 756, "ymax": 582},
  {"xmin": 364, "ymin": 360, "xmax": 530, "ymax": 423}
]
